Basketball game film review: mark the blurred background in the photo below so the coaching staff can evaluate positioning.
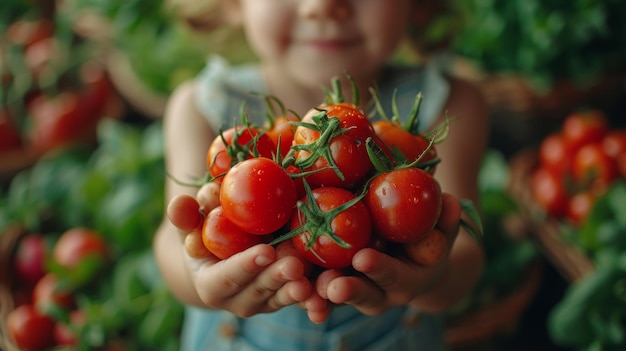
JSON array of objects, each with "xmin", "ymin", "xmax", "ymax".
[{"xmin": 1, "ymin": 0, "xmax": 625, "ymax": 350}]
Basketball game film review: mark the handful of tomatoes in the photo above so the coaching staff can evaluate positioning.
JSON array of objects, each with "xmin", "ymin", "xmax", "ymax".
[
  {"xmin": 189, "ymin": 77, "xmax": 481, "ymax": 275},
  {"xmin": 531, "ymin": 110, "xmax": 626, "ymax": 226}
]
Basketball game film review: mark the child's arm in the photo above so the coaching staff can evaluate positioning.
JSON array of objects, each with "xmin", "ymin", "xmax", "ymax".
[
  {"xmin": 315, "ymin": 77, "xmax": 488, "ymax": 314},
  {"xmin": 153, "ymin": 82, "xmax": 323, "ymax": 317}
]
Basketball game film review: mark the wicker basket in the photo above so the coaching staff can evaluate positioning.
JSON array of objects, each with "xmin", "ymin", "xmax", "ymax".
[
  {"xmin": 507, "ymin": 149, "xmax": 594, "ymax": 282},
  {"xmin": 0, "ymin": 225, "xmax": 26, "ymax": 351}
]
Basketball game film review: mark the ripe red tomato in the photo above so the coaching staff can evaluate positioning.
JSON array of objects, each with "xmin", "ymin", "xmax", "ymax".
[
  {"xmin": 285, "ymin": 165, "xmax": 306, "ymax": 199},
  {"xmin": 530, "ymin": 167, "xmax": 570, "ymax": 218},
  {"xmin": 80, "ymin": 60, "xmax": 114, "ymax": 116},
  {"xmin": 6, "ymin": 19, "xmax": 54, "ymax": 49},
  {"xmin": 265, "ymin": 115, "xmax": 299, "ymax": 159},
  {"xmin": 53, "ymin": 309, "xmax": 86, "ymax": 346},
  {"xmin": 220, "ymin": 157, "xmax": 297, "ymax": 234},
  {"xmin": 202, "ymin": 206, "xmax": 268, "ymax": 259},
  {"xmin": 0, "ymin": 109, "xmax": 23, "ymax": 152},
  {"xmin": 206, "ymin": 126, "xmax": 276, "ymax": 180},
  {"xmin": 566, "ymin": 191, "xmax": 596, "ymax": 227},
  {"xmin": 561, "ymin": 110, "xmax": 608, "ymax": 152},
  {"xmin": 293, "ymin": 105, "xmax": 376, "ymax": 188},
  {"xmin": 365, "ymin": 167, "xmax": 442, "ymax": 243},
  {"xmin": 537, "ymin": 132, "xmax": 575, "ymax": 173},
  {"xmin": 13, "ymin": 233, "xmax": 48, "ymax": 285},
  {"xmin": 571, "ymin": 142, "xmax": 618, "ymax": 191},
  {"xmin": 601, "ymin": 130, "xmax": 626, "ymax": 160},
  {"xmin": 33, "ymin": 273, "xmax": 76, "ymax": 312},
  {"xmin": 52, "ymin": 227, "xmax": 108, "ymax": 270},
  {"xmin": 27, "ymin": 92, "xmax": 99, "ymax": 152},
  {"xmin": 291, "ymin": 186, "xmax": 372, "ymax": 269},
  {"xmin": 7, "ymin": 304, "xmax": 56, "ymax": 350},
  {"xmin": 372, "ymin": 120, "xmax": 438, "ymax": 172}
]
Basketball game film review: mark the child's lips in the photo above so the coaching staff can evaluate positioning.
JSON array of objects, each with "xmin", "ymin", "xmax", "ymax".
[{"xmin": 300, "ymin": 37, "xmax": 360, "ymax": 51}]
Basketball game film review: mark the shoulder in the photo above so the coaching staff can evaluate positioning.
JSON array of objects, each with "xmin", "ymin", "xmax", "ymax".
[
  {"xmin": 443, "ymin": 75, "xmax": 488, "ymax": 124},
  {"xmin": 194, "ymin": 55, "xmax": 267, "ymax": 129},
  {"xmin": 375, "ymin": 62, "xmax": 450, "ymax": 131}
]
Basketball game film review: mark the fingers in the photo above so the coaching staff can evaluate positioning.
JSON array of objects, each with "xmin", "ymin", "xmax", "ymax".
[
  {"xmin": 437, "ymin": 192, "xmax": 461, "ymax": 235},
  {"xmin": 196, "ymin": 182, "xmax": 221, "ymax": 213},
  {"xmin": 195, "ymin": 244, "xmax": 312, "ymax": 316},
  {"xmin": 168, "ymin": 194, "xmax": 203, "ymax": 233}
]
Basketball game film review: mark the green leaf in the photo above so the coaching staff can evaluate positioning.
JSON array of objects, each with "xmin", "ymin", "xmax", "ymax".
[{"xmin": 478, "ymin": 149, "xmax": 510, "ymax": 191}]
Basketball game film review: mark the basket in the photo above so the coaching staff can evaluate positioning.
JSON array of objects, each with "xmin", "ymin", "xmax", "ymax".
[
  {"xmin": 507, "ymin": 149, "xmax": 595, "ymax": 283},
  {"xmin": 0, "ymin": 225, "xmax": 26, "ymax": 351}
]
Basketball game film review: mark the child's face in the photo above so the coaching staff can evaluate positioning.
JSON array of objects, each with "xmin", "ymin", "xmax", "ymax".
[{"xmin": 236, "ymin": 0, "xmax": 413, "ymax": 86}]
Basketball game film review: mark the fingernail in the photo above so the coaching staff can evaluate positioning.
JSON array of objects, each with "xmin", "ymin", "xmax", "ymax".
[{"xmin": 255, "ymin": 255, "xmax": 272, "ymax": 267}]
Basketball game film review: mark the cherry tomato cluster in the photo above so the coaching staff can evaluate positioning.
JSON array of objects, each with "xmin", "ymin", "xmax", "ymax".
[
  {"xmin": 531, "ymin": 110, "xmax": 626, "ymax": 226},
  {"xmin": 194, "ymin": 78, "xmax": 453, "ymax": 272},
  {"xmin": 7, "ymin": 228, "xmax": 109, "ymax": 350},
  {"xmin": 0, "ymin": 18, "xmax": 118, "ymax": 158}
]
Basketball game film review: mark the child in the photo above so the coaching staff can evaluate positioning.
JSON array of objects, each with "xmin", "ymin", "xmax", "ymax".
[{"xmin": 154, "ymin": 1, "xmax": 488, "ymax": 350}]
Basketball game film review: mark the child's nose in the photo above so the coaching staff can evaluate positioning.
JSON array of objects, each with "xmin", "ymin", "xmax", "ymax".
[{"xmin": 299, "ymin": 0, "xmax": 352, "ymax": 21}]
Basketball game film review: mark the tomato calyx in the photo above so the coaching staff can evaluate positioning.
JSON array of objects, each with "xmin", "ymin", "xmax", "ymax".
[
  {"xmin": 323, "ymin": 74, "xmax": 359, "ymax": 107},
  {"xmin": 370, "ymin": 87, "xmax": 423, "ymax": 135},
  {"xmin": 365, "ymin": 134, "xmax": 439, "ymax": 174},
  {"xmin": 269, "ymin": 181, "xmax": 366, "ymax": 251},
  {"xmin": 288, "ymin": 110, "xmax": 352, "ymax": 181},
  {"xmin": 364, "ymin": 137, "xmax": 484, "ymax": 246}
]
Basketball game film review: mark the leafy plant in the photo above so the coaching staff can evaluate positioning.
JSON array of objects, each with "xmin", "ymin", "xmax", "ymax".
[
  {"xmin": 436, "ymin": 0, "xmax": 626, "ymax": 91},
  {"xmin": 548, "ymin": 181, "xmax": 626, "ymax": 351},
  {"xmin": 1, "ymin": 118, "xmax": 182, "ymax": 350}
]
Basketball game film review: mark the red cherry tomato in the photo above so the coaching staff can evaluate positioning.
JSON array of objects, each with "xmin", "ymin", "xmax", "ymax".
[
  {"xmin": 372, "ymin": 120, "xmax": 438, "ymax": 173},
  {"xmin": 291, "ymin": 186, "xmax": 372, "ymax": 269},
  {"xmin": 571, "ymin": 142, "xmax": 618, "ymax": 191},
  {"xmin": 566, "ymin": 191, "xmax": 596, "ymax": 227},
  {"xmin": 0, "ymin": 109, "xmax": 23, "ymax": 152},
  {"xmin": 530, "ymin": 167, "xmax": 570, "ymax": 218},
  {"xmin": 220, "ymin": 157, "xmax": 297, "ymax": 235},
  {"xmin": 365, "ymin": 167, "xmax": 442, "ymax": 243},
  {"xmin": 13, "ymin": 233, "xmax": 48, "ymax": 285},
  {"xmin": 33, "ymin": 273, "xmax": 76, "ymax": 312},
  {"xmin": 206, "ymin": 126, "xmax": 276, "ymax": 180},
  {"xmin": 54, "ymin": 309, "xmax": 86, "ymax": 346},
  {"xmin": 293, "ymin": 104, "xmax": 375, "ymax": 188},
  {"xmin": 202, "ymin": 206, "xmax": 268, "ymax": 259},
  {"xmin": 537, "ymin": 132, "xmax": 575, "ymax": 173},
  {"xmin": 52, "ymin": 227, "xmax": 108, "ymax": 270},
  {"xmin": 7, "ymin": 304, "xmax": 56, "ymax": 350},
  {"xmin": 265, "ymin": 115, "xmax": 299, "ymax": 159},
  {"xmin": 27, "ymin": 92, "xmax": 99, "ymax": 152},
  {"xmin": 601, "ymin": 130, "xmax": 626, "ymax": 160},
  {"xmin": 561, "ymin": 110, "xmax": 608, "ymax": 152}
]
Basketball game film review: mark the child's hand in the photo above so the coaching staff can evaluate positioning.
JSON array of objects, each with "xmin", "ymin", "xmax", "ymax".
[
  {"xmin": 314, "ymin": 193, "xmax": 462, "ymax": 316},
  {"xmin": 167, "ymin": 189, "xmax": 326, "ymax": 318}
]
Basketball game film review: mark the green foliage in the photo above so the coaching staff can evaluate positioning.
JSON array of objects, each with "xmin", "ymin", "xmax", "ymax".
[
  {"xmin": 0, "ymin": 119, "xmax": 181, "ymax": 350},
  {"xmin": 439, "ymin": 0, "xmax": 626, "ymax": 91},
  {"xmin": 548, "ymin": 181, "xmax": 626, "ymax": 351}
]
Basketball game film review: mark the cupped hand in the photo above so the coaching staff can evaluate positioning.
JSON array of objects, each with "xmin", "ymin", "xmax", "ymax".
[
  {"xmin": 315, "ymin": 193, "xmax": 462, "ymax": 316},
  {"xmin": 167, "ymin": 190, "xmax": 327, "ymax": 318}
]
